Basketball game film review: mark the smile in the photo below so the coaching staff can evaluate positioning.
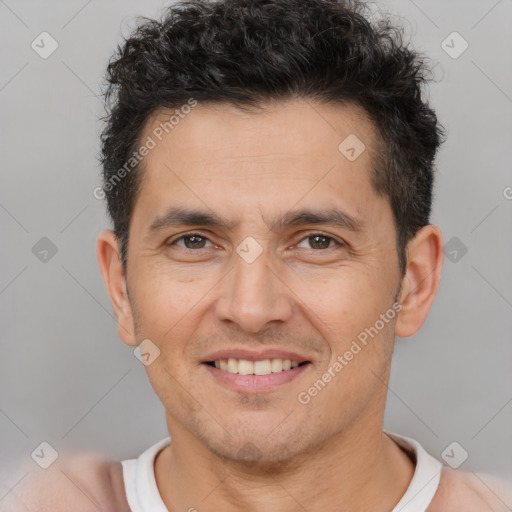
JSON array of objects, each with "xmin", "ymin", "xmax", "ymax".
[
  {"xmin": 202, "ymin": 358, "xmax": 312, "ymax": 392},
  {"xmin": 206, "ymin": 358, "xmax": 308, "ymax": 375}
]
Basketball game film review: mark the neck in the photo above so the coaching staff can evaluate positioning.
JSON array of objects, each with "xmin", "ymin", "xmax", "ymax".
[{"xmin": 155, "ymin": 417, "xmax": 415, "ymax": 512}]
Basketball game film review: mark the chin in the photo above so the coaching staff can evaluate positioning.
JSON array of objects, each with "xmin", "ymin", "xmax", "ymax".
[
  {"xmin": 182, "ymin": 402, "xmax": 333, "ymax": 465},
  {"xmin": 211, "ymin": 442, "xmax": 303, "ymax": 467},
  {"xmin": 200, "ymin": 426, "xmax": 316, "ymax": 467}
]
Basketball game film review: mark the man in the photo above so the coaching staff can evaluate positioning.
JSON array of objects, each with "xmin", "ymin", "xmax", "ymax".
[{"xmin": 2, "ymin": 0, "xmax": 509, "ymax": 510}]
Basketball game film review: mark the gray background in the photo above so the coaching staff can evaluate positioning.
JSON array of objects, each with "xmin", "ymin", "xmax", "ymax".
[{"xmin": 1, "ymin": 0, "xmax": 511, "ymax": 502}]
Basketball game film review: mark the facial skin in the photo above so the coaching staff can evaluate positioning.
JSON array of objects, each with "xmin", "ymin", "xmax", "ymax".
[{"xmin": 97, "ymin": 99, "xmax": 443, "ymax": 511}]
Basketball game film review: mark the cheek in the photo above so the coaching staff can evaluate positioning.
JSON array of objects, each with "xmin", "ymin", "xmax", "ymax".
[
  {"xmin": 132, "ymin": 266, "xmax": 204, "ymax": 328},
  {"xmin": 292, "ymin": 270, "xmax": 389, "ymax": 339},
  {"xmin": 144, "ymin": 361, "xmax": 204, "ymax": 424},
  {"xmin": 295, "ymin": 274, "xmax": 395, "ymax": 419}
]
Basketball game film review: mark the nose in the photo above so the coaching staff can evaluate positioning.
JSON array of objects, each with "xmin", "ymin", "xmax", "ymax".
[{"xmin": 214, "ymin": 246, "xmax": 293, "ymax": 334}]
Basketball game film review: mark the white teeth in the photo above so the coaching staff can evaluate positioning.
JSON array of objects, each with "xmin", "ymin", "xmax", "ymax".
[
  {"xmin": 212, "ymin": 358, "xmax": 303, "ymax": 375},
  {"xmin": 270, "ymin": 359, "xmax": 283, "ymax": 373},
  {"xmin": 227, "ymin": 357, "xmax": 238, "ymax": 374},
  {"xmin": 238, "ymin": 359, "xmax": 254, "ymax": 375},
  {"xmin": 254, "ymin": 359, "xmax": 271, "ymax": 375}
]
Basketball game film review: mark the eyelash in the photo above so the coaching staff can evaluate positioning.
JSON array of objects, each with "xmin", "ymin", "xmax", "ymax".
[{"xmin": 167, "ymin": 231, "xmax": 345, "ymax": 252}]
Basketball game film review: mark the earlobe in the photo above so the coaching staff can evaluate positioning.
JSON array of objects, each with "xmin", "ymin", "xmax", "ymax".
[
  {"xmin": 395, "ymin": 225, "xmax": 444, "ymax": 338},
  {"xmin": 96, "ymin": 230, "xmax": 138, "ymax": 346}
]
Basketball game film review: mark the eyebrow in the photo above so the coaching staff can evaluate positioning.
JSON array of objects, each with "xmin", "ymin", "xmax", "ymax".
[
  {"xmin": 146, "ymin": 206, "xmax": 365, "ymax": 236},
  {"xmin": 267, "ymin": 208, "xmax": 365, "ymax": 233}
]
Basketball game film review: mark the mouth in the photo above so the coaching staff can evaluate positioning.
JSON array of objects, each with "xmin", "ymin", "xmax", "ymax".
[
  {"xmin": 203, "ymin": 358, "xmax": 310, "ymax": 375},
  {"xmin": 201, "ymin": 353, "xmax": 313, "ymax": 393}
]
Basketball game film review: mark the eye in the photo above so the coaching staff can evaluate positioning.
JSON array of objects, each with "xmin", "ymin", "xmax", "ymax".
[
  {"xmin": 295, "ymin": 233, "xmax": 343, "ymax": 251},
  {"xmin": 169, "ymin": 233, "xmax": 214, "ymax": 250},
  {"xmin": 166, "ymin": 232, "xmax": 344, "ymax": 253}
]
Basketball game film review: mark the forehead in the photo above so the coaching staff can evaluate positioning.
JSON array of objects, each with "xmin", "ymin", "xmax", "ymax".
[
  {"xmin": 131, "ymin": 99, "xmax": 388, "ymax": 232},
  {"xmin": 140, "ymin": 99, "xmax": 377, "ymax": 170}
]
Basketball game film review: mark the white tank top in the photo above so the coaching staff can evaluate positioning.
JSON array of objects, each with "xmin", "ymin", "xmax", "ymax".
[{"xmin": 121, "ymin": 430, "xmax": 443, "ymax": 511}]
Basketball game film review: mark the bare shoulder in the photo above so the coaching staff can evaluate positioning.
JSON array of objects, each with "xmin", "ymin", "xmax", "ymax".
[
  {"xmin": 427, "ymin": 467, "xmax": 512, "ymax": 512},
  {"xmin": 0, "ymin": 451, "xmax": 130, "ymax": 512}
]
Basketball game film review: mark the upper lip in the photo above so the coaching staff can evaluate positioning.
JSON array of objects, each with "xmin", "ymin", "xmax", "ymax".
[{"xmin": 201, "ymin": 348, "xmax": 312, "ymax": 363}]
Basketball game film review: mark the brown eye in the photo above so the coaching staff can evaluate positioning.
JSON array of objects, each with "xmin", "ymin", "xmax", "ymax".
[
  {"xmin": 169, "ymin": 233, "xmax": 213, "ymax": 250},
  {"xmin": 296, "ymin": 233, "xmax": 341, "ymax": 250}
]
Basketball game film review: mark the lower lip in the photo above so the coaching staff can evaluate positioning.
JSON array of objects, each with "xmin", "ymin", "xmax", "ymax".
[{"xmin": 202, "ymin": 363, "xmax": 311, "ymax": 393}]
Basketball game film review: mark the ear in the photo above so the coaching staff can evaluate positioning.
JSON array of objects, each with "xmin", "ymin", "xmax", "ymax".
[
  {"xmin": 96, "ymin": 230, "xmax": 137, "ymax": 346},
  {"xmin": 395, "ymin": 224, "xmax": 444, "ymax": 338}
]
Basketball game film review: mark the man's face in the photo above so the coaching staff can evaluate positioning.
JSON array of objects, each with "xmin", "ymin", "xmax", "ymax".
[{"xmin": 124, "ymin": 99, "xmax": 403, "ymax": 462}]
